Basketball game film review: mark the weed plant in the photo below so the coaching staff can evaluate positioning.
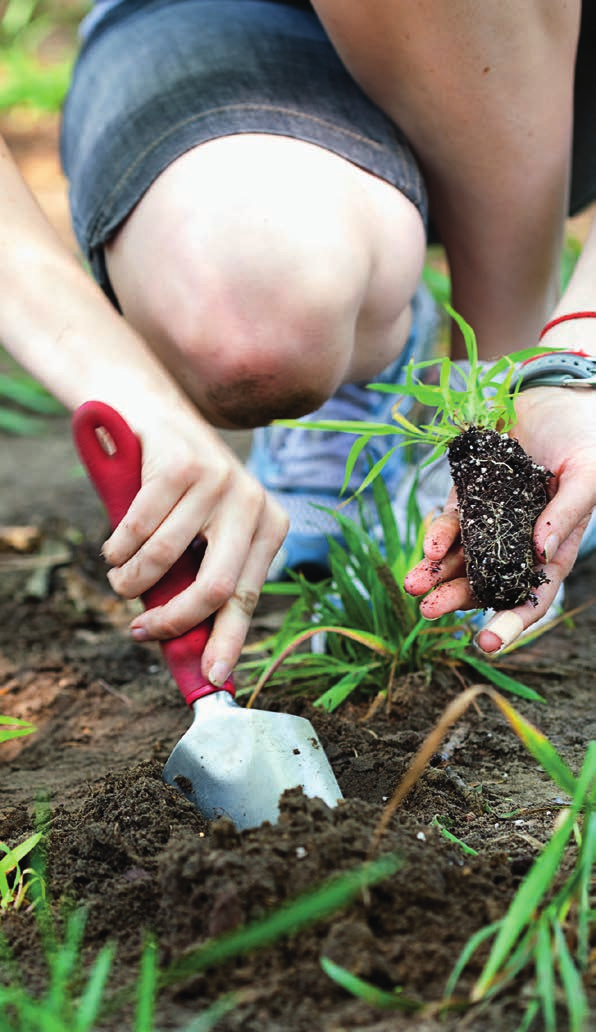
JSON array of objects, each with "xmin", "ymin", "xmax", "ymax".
[
  {"xmin": 245, "ymin": 474, "xmax": 542, "ymax": 711},
  {"xmin": 319, "ymin": 687, "xmax": 596, "ymax": 1031}
]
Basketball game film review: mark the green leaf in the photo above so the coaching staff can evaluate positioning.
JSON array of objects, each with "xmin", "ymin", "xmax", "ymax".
[
  {"xmin": 133, "ymin": 937, "xmax": 158, "ymax": 1032},
  {"xmin": 0, "ymin": 714, "xmax": 36, "ymax": 743},
  {"xmin": 75, "ymin": 944, "xmax": 115, "ymax": 1032},
  {"xmin": 315, "ymin": 669, "xmax": 369, "ymax": 711},
  {"xmin": 553, "ymin": 922, "xmax": 589, "ymax": 1032},
  {"xmin": 462, "ymin": 655, "xmax": 545, "ymax": 703},
  {"xmin": 0, "ymin": 374, "xmax": 64, "ymax": 414},
  {"xmin": 342, "ymin": 434, "xmax": 372, "ymax": 493},
  {"xmin": 534, "ymin": 916, "xmax": 557, "ymax": 1032},
  {"xmin": 320, "ymin": 956, "xmax": 421, "ymax": 1012}
]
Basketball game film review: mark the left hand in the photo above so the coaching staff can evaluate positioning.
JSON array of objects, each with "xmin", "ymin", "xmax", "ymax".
[{"xmin": 404, "ymin": 385, "xmax": 596, "ymax": 652}]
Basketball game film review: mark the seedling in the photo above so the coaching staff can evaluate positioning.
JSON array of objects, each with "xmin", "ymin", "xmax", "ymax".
[
  {"xmin": 0, "ymin": 833, "xmax": 43, "ymax": 912},
  {"xmin": 0, "ymin": 715, "xmax": 35, "ymax": 744},
  {"xmin": 281, "ymin": 307, "xmax": 553, "ymax": 611}
]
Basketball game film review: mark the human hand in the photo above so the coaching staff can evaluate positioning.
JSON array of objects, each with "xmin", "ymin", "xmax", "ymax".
[
  {"xmin": 404, "ymin": 385, "xmax": 596, "ymax": 652},
  {"xmin": 100, "ymin": 406, "xmax": 288, "ymax": 685}
]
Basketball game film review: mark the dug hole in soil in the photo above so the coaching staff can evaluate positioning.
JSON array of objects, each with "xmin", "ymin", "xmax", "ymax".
[{"xmin": 0, "ymin": 417, "xmax": 595, "ymax": 1031}]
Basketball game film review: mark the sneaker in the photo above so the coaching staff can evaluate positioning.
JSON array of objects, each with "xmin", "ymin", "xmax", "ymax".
[{"xmin": 247, "ymin": 285, "xmax": 441, "ymax": 580}]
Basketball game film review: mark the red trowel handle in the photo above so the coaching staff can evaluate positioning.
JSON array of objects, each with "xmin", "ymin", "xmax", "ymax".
[{"xmin": 72, "ymin": 400, "xmax": 234, "ymax": 705}]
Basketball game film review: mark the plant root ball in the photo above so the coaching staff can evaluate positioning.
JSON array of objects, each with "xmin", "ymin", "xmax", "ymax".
[{"xmin": 447, "ymin": 427, "xmax": 552, "ymax": 610}]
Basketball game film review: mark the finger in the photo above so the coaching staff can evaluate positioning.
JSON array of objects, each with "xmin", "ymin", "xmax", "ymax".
[
  {"xmin": 200, "ymin": 524, "xmax": 285, "ymax": 685},
  {"xmin": 533, "ymin": 475, "xmax": 594, "ymax": 564},
  {"xmin": 404, "ymin": 545, "xmax": 466, "ymax": 596},
  {"xmin": 102, "ymin": 474, "xmax": 185, "ymax": 566},
  {"xmin": 107, "ymin": 485, "xmax": 209, "ymax": 598},
  {"xmin": 418, "ymin": 576, "xmax": 478, "ymax": 619},
  {"xmin": 129, "ymin": 494, "xmax": 287, "ymax": 642},
  {"xmin": 422, "ymin": 509, "xmax": 461, "ymax": 562}
]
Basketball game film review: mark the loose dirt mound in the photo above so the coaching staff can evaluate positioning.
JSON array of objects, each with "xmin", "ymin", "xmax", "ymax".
[{"xmin": 1, "ymin": 420, "xmax": 595, "ymax": 1031}]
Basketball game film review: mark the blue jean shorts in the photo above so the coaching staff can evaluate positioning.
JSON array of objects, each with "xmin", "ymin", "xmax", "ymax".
[{"xmin": 61, "ymin": 0, "xmax": 428, "ymax": 303}]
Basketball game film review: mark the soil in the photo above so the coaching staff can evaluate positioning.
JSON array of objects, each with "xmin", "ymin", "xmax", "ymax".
[
  {"xmin": 1, "ymin": 113, "xmax": 596, "ymax": 1032},
  {"xmin": 448, "ymin": 427, "xmax": 552, "ymax": 609}
]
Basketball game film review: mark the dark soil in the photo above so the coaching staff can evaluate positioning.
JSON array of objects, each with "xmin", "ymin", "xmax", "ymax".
[
  {"xmin": 1, "ymin": 415, "xmax": 595, "ymax": 1032},
  {"xmin": 2, "ymin": 111, "xmax": 596, "ymax": 1032},
  {"xmin": 448, "ymin": 427, "xmax": 552, "ymax": 609}
]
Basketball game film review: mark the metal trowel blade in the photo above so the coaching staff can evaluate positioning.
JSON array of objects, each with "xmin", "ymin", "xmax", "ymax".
[{"xmin": 163, "ymin": 692, "xmax": 342, "ymax": 830}]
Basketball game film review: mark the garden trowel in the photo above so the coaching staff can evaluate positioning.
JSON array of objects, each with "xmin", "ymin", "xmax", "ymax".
[{"xmin": 72, "ymin": 401, "xmax": 342, "ymax": 829}]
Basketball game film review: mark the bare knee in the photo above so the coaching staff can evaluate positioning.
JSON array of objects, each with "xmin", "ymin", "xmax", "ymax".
[
  {"xmin": 154, "ymin": 256, "xmax": 358, "ymax": 428},
  {"xmin": 105, "ymin": 135, "xmax": 425, "ymax": 428}
]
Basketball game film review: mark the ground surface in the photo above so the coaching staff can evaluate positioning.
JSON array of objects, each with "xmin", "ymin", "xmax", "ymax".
[{"xmin": 0, "ymin": 113, "xmax": 595, "ymax": 1031}]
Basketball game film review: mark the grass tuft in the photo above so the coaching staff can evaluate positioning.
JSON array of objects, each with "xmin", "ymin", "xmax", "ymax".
[{"xmin": 243, "ymin": 474, "xmax": 542, "ymax": 710}]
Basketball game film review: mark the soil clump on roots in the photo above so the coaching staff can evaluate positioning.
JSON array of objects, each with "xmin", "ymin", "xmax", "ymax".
[{"xmin": 448, "ymin": 426, "xmax": 552, "ymax": 609}]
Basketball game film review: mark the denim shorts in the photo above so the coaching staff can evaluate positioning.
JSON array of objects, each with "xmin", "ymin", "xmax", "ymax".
[{"xmin": 61, "ymin": 0, "xmax": 428, "ymax": 302}]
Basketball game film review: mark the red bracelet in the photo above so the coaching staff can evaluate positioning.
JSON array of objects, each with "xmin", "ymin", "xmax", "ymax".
[{"xmin": 539, "ymin": 310, "xmax": 596, "ymax": 341}]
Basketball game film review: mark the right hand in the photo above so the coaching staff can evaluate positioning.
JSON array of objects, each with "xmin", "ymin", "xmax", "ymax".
[{"xmin": 101, "ymin": 408, "xmax": 288, "ymax": 685}]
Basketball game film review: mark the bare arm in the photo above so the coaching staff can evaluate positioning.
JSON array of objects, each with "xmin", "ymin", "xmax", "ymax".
[
  {"xmin": 311, "ymin": 0, "xmax": 580, "ymax": 357},
  {"xmin": 0, "ymin": 135, "xmax": 288, "ymax": 682}
]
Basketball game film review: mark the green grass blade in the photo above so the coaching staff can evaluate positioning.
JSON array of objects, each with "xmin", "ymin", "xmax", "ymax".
[
  {"xmin": 75, "ymin": 943, "xmax": 115, "ymax": 1032},
  {"xmin": 445, "ymin": 921, "xmax": 503, "ymax": 999},
  {"xmin": 134, "ymin": 937, "xmax": 158, "ymax": 1032},
  {"xmin": 160, "ymin": 853, "xmax": 401, "ymax": 988},
  {"xmin": 0, "ymin": 374, "xmax": 64, "ymax": 414},
  {"xmin": 320, "ymin": 956, "xmax": 421, "ymax": 1012},
  {"xmin": 462, "ymin": 655, "xmax": 545, "ymax": 704},
  {"xmin": 0, "ymin": 408, "xmax": 47, "ymax": 435},
  {"xmin": 534, "ymin": 915, "xmax": 556, "ymax": 1032},
  {"xmin": 371, "ymin": 474, "xmax": 400, "ymax": 564},
  {"xmin": 399, "ymin": 614, "xmax": 432, "ymax": 658},
  {"xmin": 0, "ymin": 714, "xmax": 36, "ymax": 743},
  {"xmin": 314, "ymin": 669, "xmax": 369, "ymax": 712},
  {"xmin": 431, "ymin": 818, "xmax": 478, "ymax": 856},
  {"xmin": 275, "ymin": 417, "xmax": 399, "ymax": 435},
  {"xmin": 492, "ymin": 695, "xmax": 583, "ymax": 798},
  {"xmin": 0, "ymin": 832, "xmax": 42, "ymax": 882},
  {"xmin": 47, "ymin": 907, "xmax": 88, "ymax": 1016},
  {"xmin": 553, "ymin": 922, "xmax": 589, "ymax": 1032},
  {"xmin": 179, "ymin": 994, "xmax": 239, "ymax": 1031},
  {"xmin": 341, "ymin": 434, "xmax": 372, "ymax": 493},
  {"xmin": 422, "ymin": 261, "xmax": 451, "ymax": 305},
  {"xmin": 576, "ymin": 811, "xmax": 596, "ymax": 968},
  {"xmin": 353, "ymin": 447, "xmax": 401, "ymax": 496}
]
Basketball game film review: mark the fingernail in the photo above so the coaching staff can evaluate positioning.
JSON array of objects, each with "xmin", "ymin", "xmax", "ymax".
[
  {"xmin": 543, "ymin": 533, "xmax": 559, "ymax": 563},
  {"xmin": 208, "ymin": 661, "xmax": 230, "ymax": 688},
  {"xmin": 130, "ymin": 625, "xmax": 150, "ymax": 642},
  {"xmin": 475, "ymin": 611, "xmax": 524, "ymax": 652}
]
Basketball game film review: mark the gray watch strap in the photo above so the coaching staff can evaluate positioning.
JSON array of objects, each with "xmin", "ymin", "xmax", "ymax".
[{"xmin": 512, "ymin": 351, "xmax": 596, "ymax": 391}]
